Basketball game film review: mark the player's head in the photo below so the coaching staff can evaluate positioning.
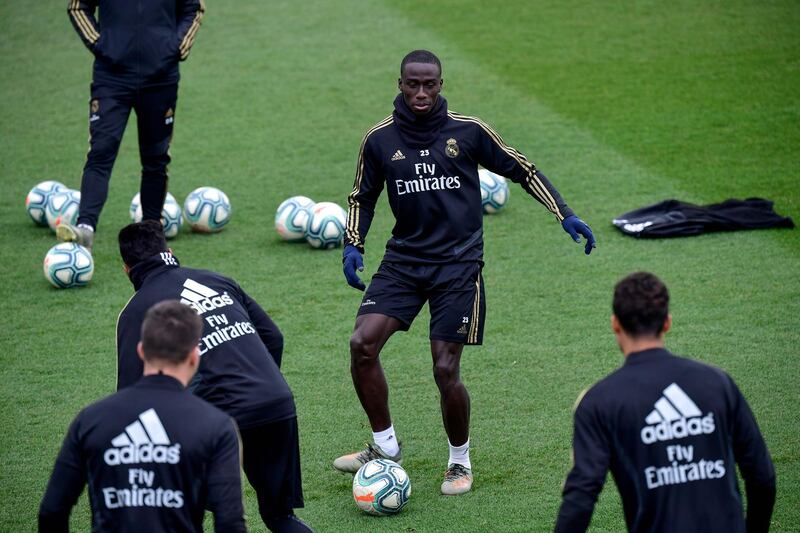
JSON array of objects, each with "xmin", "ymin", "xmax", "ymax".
[
  {"xmin": 118, "ymin": 220, "xmax": 169, "ymax": 269},
  {"xmin": 399, "ymin": 50, "xmax": 443, "ymax": 116},
  {"xmin": 138, "ymin": 300, "xmax": 202, "ymax": 371},
  {"xmin": 612, "ymin": 272, "xmax": 671, "ymax": 343}
]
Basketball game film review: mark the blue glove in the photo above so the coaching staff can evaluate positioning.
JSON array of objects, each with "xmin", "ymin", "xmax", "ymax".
[
  {"xmin": 562, "ymin": 215, "xmax": 596, "ymax": 255},
  {"xmin": 342, "ymin": 244, "xmax": 366, "ymax": 291}
]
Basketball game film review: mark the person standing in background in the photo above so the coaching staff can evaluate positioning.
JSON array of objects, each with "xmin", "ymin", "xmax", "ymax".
[{"xmin": 58, "ymin": 0, "xmax": 205, "ymax": 250}]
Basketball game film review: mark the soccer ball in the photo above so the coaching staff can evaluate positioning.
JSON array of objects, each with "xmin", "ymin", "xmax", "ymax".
[
  {"xmin": 159, "ymin": 198, "xmax": 183, "ymax": 239},
  {"xmin": 129, "ymin": 192, "xmax": 183, "ymax": 239},
  {"xmin": 43, "ymin": 242, "xmax": 94, "ymax": 288},
  {"xmin": 183, "ymin": 187, "xmax": 232, "ymax": 233},
  {"xmin": 45, "ymin": 190, "xmax": 81, "ymax": 232},
  {"xmin": 478, "ymin": 168, "xmax": 510, "ymax": 214},
  {"xmin": 26, "ymin": 180, "xmax": 67, "ymax": 226},
  {"xmin": 275, "ymin": 196, "xmax": 315, "ymax": 241},
  {"xmin": 353, "ymin": 459, "xmax": 411, "ymax": 516},
  {"xmin": 305, "ymin": 202, "xmax": 346, "ymax": 249}
]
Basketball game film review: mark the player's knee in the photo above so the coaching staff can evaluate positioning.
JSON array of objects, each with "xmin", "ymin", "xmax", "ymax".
[
  {"xmin": 432, "ymin": 359, "xmax": 460, "ymax": 389},
  {"xmin": 140, "ymin": 140, "xmax": 171, "ymax": 171},
  {"xmin": 349, "ymin": 331, "xmax": 378, "ymax": 363},
  {"xmin": 140, "ymin": 153, "xmax": 170, "ymax": 174},
  {"xmin": 86, "ymin": 137, "xmax": 121, "ymax": 169}
]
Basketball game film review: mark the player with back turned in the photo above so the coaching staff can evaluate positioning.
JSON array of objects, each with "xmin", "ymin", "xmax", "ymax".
[
  {"xmin": 39, "ymin": 300, "xmax": 245, "ymax": 532},
  {"xmin": 335, "ymin": 49, "xmax": 596, "ymax": 494},
  {"xmin": 554, "ymin": 272, "xmax": 776, "ymax": 532}
]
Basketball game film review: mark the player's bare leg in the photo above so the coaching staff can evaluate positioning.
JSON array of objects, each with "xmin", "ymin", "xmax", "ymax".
[
  {"xmin": 431, "ymin": 339, "xmax": 473, "ymax": 494},
  {"xmin": 333, "ymin": 313, "xmax": 404, "ymax": 472},
  {"xmin": 350, "ymin": 313, "xmax": 404, "ymax": 430}
]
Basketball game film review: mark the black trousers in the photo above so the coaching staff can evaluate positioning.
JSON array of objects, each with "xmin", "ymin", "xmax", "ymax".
[
  {"xmin": 77, "ymin": 82, "xmax": 177, "ymax": 229},
  {"xmin": 239, "ymin": 416, "xmax": 309, "ymax": 532}
]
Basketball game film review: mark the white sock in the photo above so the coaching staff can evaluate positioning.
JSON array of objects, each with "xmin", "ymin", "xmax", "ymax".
[
  {"xmin": 77, "ymin": 223, "xmax": 94, "ymax": 233},
  {"xmin": 373, "ymin": 425, "xmax": 400, "ymax": 456},
  {"xmin": 448, "ymin": 439, "xmax": 471, "ymax": 469}
]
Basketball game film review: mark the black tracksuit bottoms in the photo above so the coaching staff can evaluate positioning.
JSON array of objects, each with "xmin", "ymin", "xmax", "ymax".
[
  {"xmin": 240, "ymin": 416, "xmax": 311, "ymax": 532},
  {"xmin": 78, "ymin": 81, "xmax": 177, "ymax": 229}
]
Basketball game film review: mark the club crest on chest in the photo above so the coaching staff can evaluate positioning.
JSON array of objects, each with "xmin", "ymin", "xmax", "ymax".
[{"xmin": 445, "ymin": 138, "xmax": 459, "ymax": 158}]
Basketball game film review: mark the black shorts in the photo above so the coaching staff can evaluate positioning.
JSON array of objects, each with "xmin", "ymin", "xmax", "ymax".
[
  {"xmin": 239, "ymin": 416, "xmax": 304, "ymax": 520},
  {"xmin": 358, "ymin": 261, "xmax": 486, "ymax": 345}
]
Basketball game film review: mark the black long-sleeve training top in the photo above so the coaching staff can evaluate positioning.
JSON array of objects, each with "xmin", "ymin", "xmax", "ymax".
[
  {"xmin": 346, "ymin": 95, "xmax": 573, "ymax": 264},
  {"xmin": 39, "ymin": 374, "xmax": 245, "ymax": 532},
  {"xmin": 68, "ymin": 0, "xmax": 204, "ymax": 87},
  {"xmin": 555, "ymin": 348, "xmax": 776, "ymax": 533},
  {"xmin": 117, "ymin": 253, "xmax": 296, "ymax": 429}
]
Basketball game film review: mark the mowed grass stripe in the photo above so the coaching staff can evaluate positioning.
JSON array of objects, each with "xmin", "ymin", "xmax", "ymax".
[{"xmin": 391, "ymin": 0, "xmax": 800, "ymax": 226}]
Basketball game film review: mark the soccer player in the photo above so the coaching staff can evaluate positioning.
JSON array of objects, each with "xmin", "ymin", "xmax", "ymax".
[
  {"xmin": 57, "ymin": 0, "xmax": 205, "ymax": 250},
  {"xmin": 39, "ymin": 300, "xmax": 245, "ymax": 532},
  {"xmin": 554, "ymin": 272, "xmax": 776, "ymax": 532},
  {"xmin": 116, "ymin": 221, "xmax": 312, "ymax": 533},
  {"xmin": 335, "ymin": 49, "xmax": 596, "ymax": 495}
]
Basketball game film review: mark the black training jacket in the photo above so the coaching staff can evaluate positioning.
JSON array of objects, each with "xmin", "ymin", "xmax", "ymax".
[
  {"xmin": 345, "ymin": 96, "xmax": 573, "ymax": 264},
  {"xmin": 555, "ymin": 348, "xmax": 776, "ymax": 533},
  {"xmin": 117, "ymin": 253, "xmax": 296, "ymax": 429},
  {"xmin": 612, "ymin": 198, "xmax": 795, "ymax": 238},
  {"xmin": 39, "ymin": 374, "xmax": 245, "ymax": 532},
  {"xmin": 68, "ymin": 0, "xmax": 204, "ymax": 87}
]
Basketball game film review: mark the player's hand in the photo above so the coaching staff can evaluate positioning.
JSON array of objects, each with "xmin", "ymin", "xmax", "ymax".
[
  {"xmin": 562, "ymin": 215, "xmax": 596, "ymax": 255},
  {"xmin": 342, "ymin": 245, "xmax": 366, "ymax": 291}
]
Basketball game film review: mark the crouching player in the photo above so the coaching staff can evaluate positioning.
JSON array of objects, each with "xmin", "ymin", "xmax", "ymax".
[{"xmin": 115, "ymin": 221, "xmax": 312, "ymax": 533}]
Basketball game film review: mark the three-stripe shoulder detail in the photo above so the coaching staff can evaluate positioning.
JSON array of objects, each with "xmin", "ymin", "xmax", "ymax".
[
  {"xmin": 360, "ymin": 115, "xmax": 395, "ymax": 146},
  {"xmin": 346, "ymin": 115, "xmax": 394, "ymax": 246},
  {"xmin": 448, "ymin": 111, "xmax": 562, "ymax": 217},
  {"xmin": 68, "ymin": 0, "xmax": 99, "ymax": 44}
]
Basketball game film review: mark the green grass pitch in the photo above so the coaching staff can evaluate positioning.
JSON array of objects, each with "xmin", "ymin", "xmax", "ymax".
[{"xmin": 1, "ymin": 1, "xmax": 798, "ymax": 531}]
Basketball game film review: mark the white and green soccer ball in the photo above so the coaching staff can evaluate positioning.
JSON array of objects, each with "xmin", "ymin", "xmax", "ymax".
[
  {"xmin": 183, "ymin": 186, "xmax": 232, "ymax": 233},
  {"xmin": 275, "ymin": 196, "xmax": 315, "ymax": 242},
  {"xmin": 478, "ymin": 168, "xmax": 509, "ymax": 214},
  {"xmin": 26, "ymin": 180, "xmax": 67, "ymax": 226},
  {"xmin": 130, "ymin": 192, "xmax": 183, "ymax": 239},
  {"xmin": 353, "ymin": 459, "xmax": 411, "ymax": 516},
  {"xmin": 305, "ymin": 201, "xmax": 346, "ymax": 249},
  {"xmin": 45, "ymin": 189, "xmax": 81, "ymax": 233},
  {"xmin": 43, "ymin": 242, "xmax": 94, "ymax": 288}
]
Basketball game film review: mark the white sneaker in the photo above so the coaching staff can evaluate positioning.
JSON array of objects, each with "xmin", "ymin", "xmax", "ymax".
[
  {"xmin": 441, "ymin": 463, "xmax": 473, "ymax": 495},
  {"xmin": 333, "ymin": 442, "xmax": 403, "ymax": 473}
]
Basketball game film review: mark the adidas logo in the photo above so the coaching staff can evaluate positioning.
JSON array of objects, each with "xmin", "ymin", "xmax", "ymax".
[
  {"xmin": 179, "ymin": 278, "xmax": 234, "ymax": 315},
  {"xmin": 457, "ymin": 324, "xmax": 468, "ymax": 335},
  {"xmin": 640, "ymin": 383, "xmax": 715, "ymax": 444},
  {"xmin": 391, "ymin": 150, "xmax": 405, "ymax": 161},
  {"xmin": 104, "ymin": 408, "xmax": 181, "ymax": 466}
]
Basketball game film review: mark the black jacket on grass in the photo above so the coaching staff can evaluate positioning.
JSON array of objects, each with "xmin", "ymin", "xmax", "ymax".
[
  {"xmin": 345, "ymin": 95, "xmax": 573, "ymax": 264},
  {"xmin": 116, "ymin": 253, "xmax": 296, "ymax": 429},
  {"xmin": 68, "ymin": 0, "xmax": 204, "ymax": 87},
  {"xmin": 555, "ymin": 348, "xmax": 775, "ymax": 533},
  {"xmin": 39, "ymin": 374, "xmax": 245, "ymax": 532},
  {"xmin": 612, "ymin": 198, "xmax": 794, "ymax": 238}
]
